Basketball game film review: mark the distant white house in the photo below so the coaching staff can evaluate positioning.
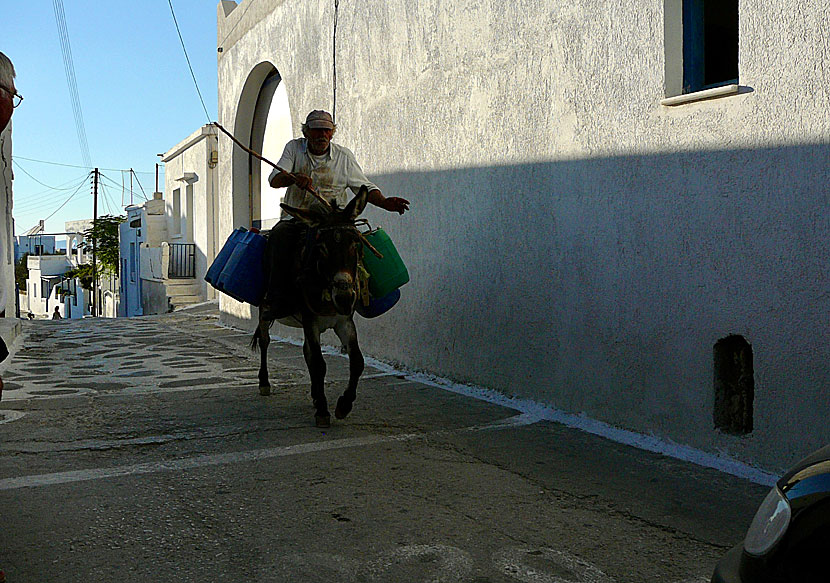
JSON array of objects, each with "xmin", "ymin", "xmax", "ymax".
[
  {"xmin": 22, "ymin": 219, "xmax": 112, "ymax": 319},
  {"xmin": 15, "ymin": 220, "xmax": 56, "ymax": 261},
  {"xmin": 24, "ymin": 254, "xmax": 73, "ymax": 318}
]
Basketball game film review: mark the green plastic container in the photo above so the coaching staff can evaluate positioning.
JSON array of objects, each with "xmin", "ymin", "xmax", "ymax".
[{"xmin": 362, "ymin": 228, "xmax": 409, "ymax": 298}]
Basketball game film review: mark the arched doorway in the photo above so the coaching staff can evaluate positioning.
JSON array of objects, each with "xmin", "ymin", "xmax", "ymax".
[{"xmin": 232, "ymin": 64, "xmax": 293, "ymax": 230}]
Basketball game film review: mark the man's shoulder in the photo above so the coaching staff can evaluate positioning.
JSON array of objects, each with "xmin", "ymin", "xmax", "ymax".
[{"xmin": 330, "ymin": 142, "xmax": 356, "ymax": 160}]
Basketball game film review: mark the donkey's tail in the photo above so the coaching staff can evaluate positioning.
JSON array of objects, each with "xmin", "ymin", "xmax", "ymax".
[{"xmin": 250, "ymin": 327, "xmax": 261, "ymax": 351}]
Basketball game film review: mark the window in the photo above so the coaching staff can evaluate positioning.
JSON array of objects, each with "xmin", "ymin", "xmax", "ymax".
[
  {"xmin": 172, "ymin": 188, "xmax": 181, "ymax": 236},
  {"xmin": 664, "ymin": 0, "xmax": 738, "ymax": 97},
  {"xmin": 129, "ymin": 243, "xmax": 136, "ymax": 283}
]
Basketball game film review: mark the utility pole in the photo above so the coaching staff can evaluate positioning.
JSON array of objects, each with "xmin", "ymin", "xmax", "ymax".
[{"xmin": 92, "ymin": 167, "xmax": 99, "ymax": 317}]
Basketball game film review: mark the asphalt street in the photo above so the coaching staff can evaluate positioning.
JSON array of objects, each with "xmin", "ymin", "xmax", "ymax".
[{"xmin": 0, "ymin": 303, "xmax": 768, "ymax": 582}]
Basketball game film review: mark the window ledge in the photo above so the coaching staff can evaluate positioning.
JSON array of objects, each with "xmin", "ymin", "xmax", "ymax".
[{"xmin": 661, "ymin": 84, "xmax": 740, "ymax": 106}]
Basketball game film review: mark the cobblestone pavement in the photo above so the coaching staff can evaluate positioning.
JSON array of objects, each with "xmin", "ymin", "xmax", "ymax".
[{"xmin": 0, "ymin": 304, "xmax": 766, "ymax": 582}]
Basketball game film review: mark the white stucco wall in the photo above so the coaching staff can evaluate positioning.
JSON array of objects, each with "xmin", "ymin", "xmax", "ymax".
[
  {"xmin": 64, "ymin": 281, "xmax": 87, "ymax": 320},
  {"xmin": 162, "ymin": 125, "xmax": 220, "ymax": 301},
  {"xmin": 217, "ymin": 0, "xmax": 830, "ymax": 472},
  {"xmin": 0, "ymin": 123, "xmax": 16, "ymax": 318}
]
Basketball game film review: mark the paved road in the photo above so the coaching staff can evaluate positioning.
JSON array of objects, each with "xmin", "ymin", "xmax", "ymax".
[{"xmin": 0, "ymin": 304, "xmax": 767, "ymax": 582}]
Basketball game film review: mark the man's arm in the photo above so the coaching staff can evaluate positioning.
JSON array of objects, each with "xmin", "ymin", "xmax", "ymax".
[
  {"xmin": 269, "ymin": 171, "xmax": 294, "ymax": 188},
  {"xmin": 367, "ymin": 188, "xmax": 410, "ymax": 214},
  {"xmin": 268, "ymin": 140, "xmax": 313, "ymax": 190},
  {"xmin": 269, "ymin": 169, "xmax": 313, "ymax": 191}
]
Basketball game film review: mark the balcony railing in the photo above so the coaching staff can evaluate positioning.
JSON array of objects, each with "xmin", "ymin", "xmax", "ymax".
[{"xmin": 168, "ymin": 243, "xmax": 196, "ymax": 279}]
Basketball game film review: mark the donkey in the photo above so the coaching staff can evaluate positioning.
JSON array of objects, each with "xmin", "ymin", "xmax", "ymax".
[{"xmin": 251, "ymin": 186, "xmax": 369, "ymax": 428}]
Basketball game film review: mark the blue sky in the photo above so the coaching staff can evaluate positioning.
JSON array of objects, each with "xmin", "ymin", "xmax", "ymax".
[{"xmin": 6, "ymin": 1, "xmax": 219, "ymax": 238}]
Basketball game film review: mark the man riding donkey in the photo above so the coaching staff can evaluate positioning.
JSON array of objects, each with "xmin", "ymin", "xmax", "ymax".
[
  {"xmin": 261, "ymin": 109, "xmax": 409, "ymax": 320},
  {"xmin": 253, "ymin": 109, "xmax": 409, "ymax": 427}
]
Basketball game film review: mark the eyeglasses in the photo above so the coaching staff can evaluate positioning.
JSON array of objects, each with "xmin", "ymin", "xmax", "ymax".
[{"xmin": 1, "ymin": 85, "xmax": 23, "ymax": 108}]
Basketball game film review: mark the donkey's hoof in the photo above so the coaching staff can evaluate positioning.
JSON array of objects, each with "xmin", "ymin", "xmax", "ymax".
[
  {"xmin": 259, "ymin": 384, "xmax": 271, "ymax": 396},
  {"xmin": 334, "ymin": 396, "xmax": 353, "ymax": 419},
  {"xmin": 315, "ymin": 413, "xmax": 331, "ymax": 428}
]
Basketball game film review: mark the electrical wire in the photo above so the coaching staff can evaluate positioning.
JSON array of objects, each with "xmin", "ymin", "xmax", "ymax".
[
  {"xmin": 25, "ymin": 173, "xmax": 92, "ymax": 230},
  {"xmin": 13, "ymin": 176, "xmax": 91, "ymax": 215},
  {"xmin": 97, "ymin": 182, "xmax": 111, "ymax": 214},
  {"xmin": 14, "ymin": 192, "xmax": 85, "ymax": 213},
  {"xmin": 100, "ymin": 177, "xmax": 119, "ymax": 214},
  {"xmin": 130, "ymin": 169, "xmax": 149, "ymax": 200},
  {"xmin": 52, "ymin": 0, "xmax": 93, "ymax": 168},
  {"xmin": 12, "ymin": 155, "xmax": 154, "ymax": 174},
  {"xmin": 12, "ymin": 155, "xmax": 91, "ymax": 169},
  {"xmin": 168, "ymin": 0, "xmax": 212, "ymax": 124},
  {"xmin": 98, "ymin": 181, "xmax": 120, "ymax": 215},
  {"xmin": 100, "ymin": 172, "xmax": 146, "ymax": 203},
  {"xmin": 11, "ymin": 167, "xmax": 89, "ymax": 195}
]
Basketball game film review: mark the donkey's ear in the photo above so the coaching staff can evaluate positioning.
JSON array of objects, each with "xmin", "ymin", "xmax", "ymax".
[
  {"xmin": 280, "ymin": 203, "xmax": 323, "ymax": 227},
  {"xmin": 345, "ymin": 185, "xmax": 369, "ymax": 220}
]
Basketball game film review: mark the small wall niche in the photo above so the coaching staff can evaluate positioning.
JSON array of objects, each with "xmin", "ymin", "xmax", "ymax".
[{"xmin": 713, "ymin": 335, "xmax": 754, "ymax": 435}]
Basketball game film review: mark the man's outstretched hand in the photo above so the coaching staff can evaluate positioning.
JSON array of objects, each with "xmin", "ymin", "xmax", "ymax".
[{"xmin": 380, "ymin": 197, "xmax": 410, "ymax": 214}]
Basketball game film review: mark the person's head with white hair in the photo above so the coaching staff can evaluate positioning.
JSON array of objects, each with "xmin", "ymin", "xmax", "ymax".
[{"xmin": 0, "ymin": 51, "xmax": 20, "ymax": 132}]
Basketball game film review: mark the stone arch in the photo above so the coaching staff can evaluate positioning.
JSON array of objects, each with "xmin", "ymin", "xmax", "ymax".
[
  {"xmin": 231, "ymin": 62, "xmax": 293, "ymax": 230},
  {"xmin": 66, "ymin": 233, "xmax": 85, "ymax": 263}
]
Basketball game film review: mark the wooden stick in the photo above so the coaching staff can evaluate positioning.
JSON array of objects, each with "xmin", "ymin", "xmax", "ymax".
[
  {"xmin": 212, "ymin": 122, "xmax": 333, "ymax": 210},
  {"xmin": 357, "ymin": 232, "xmax": 384, "ymax": 259}
]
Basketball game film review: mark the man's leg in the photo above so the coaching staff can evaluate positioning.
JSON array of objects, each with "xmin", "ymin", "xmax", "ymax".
[{"xmin": 262, "ymin": 220, "xmax": 304, "ymax": 319}]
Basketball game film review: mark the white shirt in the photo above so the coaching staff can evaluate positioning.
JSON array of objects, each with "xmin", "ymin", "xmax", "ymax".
[{"xmin": 270, "ymin": 138, "xmax": 378, "ymax": 219}]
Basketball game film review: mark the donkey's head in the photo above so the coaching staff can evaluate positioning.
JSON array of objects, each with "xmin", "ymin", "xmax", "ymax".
[{"xmin": 280, "ymin": 186, "xmax": 369, "ymax": 315}]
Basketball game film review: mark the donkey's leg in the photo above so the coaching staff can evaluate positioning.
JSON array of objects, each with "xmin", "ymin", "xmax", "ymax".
[
  {"xmin": 334, "ymin": 318, "xmax": 363, "ymax": 420},
  {"xmin": 257, "ymin": 318, "xmax": 272, "ymax": 396},
  {"xmin": 302, "ymin": 324, "xmax": 330, "ymax": 427}
]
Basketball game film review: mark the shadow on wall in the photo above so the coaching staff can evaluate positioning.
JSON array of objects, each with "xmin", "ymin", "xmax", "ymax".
[{"xmin": 351, "ymin": 141, "xmax": 830, "ymax": 464}]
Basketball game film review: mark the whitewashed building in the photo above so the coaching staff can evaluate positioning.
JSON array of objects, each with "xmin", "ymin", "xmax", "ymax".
[
  {"xmin": 15, "ymin": 220, "xmax": 56, "ymax": 261},
  {"xmin": 24, "ymin": 255, "xmax": 71, "ymax": 318},
  {"xmin": 215, "ymin": 1, "xmax": 830, "ymax": 472},
  {"xmin": 23, "ymin": 219, "xmax": 96, "ymax": 319},
  {"xmin": 0, "ymin": 107, "xmax": 16, "ymax": 320},
  {"xmin": 119, "ymin": 195, "xmax": 171, "ymax": 316},
  {"xmin": 161, "ymin": 124, "xmax": 220, "ymax": 306},
  {"xmin": 119, "ymin": 125, "xmax": 220, "ymax": 316}
]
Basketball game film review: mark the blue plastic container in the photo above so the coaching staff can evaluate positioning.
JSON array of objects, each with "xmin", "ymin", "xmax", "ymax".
[
  {"xmin": 205, "ymin": 227, "xmax": 247, "ymax": 286},
  {"xmin": 215, "ymin": 230, "xmax": 267, "ymax": 306},
  {"xmin": 356, "ymin": 288, "xmax": 401, "ymax": 318}
]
